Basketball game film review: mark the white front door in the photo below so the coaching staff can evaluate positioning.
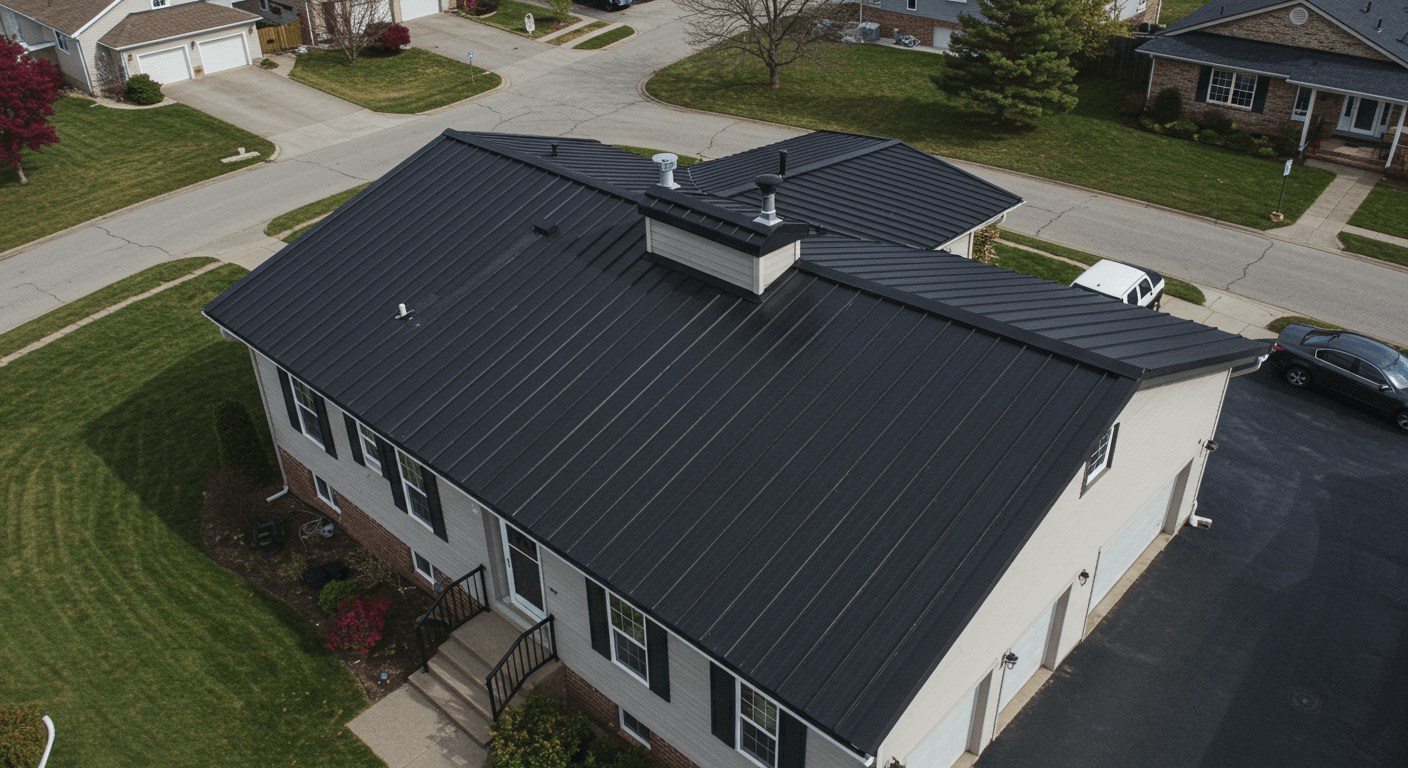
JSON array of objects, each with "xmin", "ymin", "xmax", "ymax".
[
  {"xmin": 907, "ymin": 685, "xmax": 977, "ymax": 768},
  {"xmin": 138, "ymin": 46, "xmax": 192, "ymax": 84},
  {"xmin": 401, "ymin": 0, "xmax": 440, "ymax": 20},
  {"xmin": 998, "ymin": 602, "xmax": 1055, "ymax": 711},
  {"xmin": 197, "ymin": 33, "xmax": 249, "ymax": 74},
  {"xmin": 501, "ymin": 522, "xmax": 546, "ymax": 619},
  {"xmin": 1338, "ymin": 96, "xmax": 1390, "ymax": 137}
]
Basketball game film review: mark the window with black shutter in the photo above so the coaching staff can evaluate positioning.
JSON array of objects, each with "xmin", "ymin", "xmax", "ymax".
[
  {"xmin": 587, "ymin": 580, "xmax": 671, "ymax": 701},
  {"xmin": 710, "ymin": 663, "xmax": 736, "ymax": 748}
]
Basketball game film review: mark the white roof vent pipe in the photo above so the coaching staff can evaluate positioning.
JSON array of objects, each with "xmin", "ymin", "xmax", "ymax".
[
  {"xmin": 653, "ymin": 153, "xmax": 681, "ymax": 190},
  {"xmin": 753, "ymin": 174, "xmax": 784, "ymax": 227}
]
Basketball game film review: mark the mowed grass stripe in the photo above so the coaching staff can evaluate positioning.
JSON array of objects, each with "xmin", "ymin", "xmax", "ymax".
[{"xmin": 0, "ymin": 266, "xmax": 381, "ymax": 768}]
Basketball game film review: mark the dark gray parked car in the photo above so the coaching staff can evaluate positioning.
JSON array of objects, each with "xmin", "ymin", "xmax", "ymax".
[{"xmin": 1269, "ymin": 324, "xmax": 1408, "ymax": 432}]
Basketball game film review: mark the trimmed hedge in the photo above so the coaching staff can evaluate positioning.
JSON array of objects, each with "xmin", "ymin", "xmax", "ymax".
[{"xmin": 125, "ymin": 73, "xmax": 163, "ymax": 105}]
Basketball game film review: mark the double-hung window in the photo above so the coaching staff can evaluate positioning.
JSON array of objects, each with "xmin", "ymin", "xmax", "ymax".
[
  {"xmin": 357, "ymin": 422, "xmax": 383, "ymax": 475},
  {"xmin": 398, "ymin": 451, "xmax": 434, "ymax": 530},
  {"xmin": 291, "ymin": 377, "xmax": 325, "ymax": 448},
  {"xmin": 1291, "ymin": 86, "xmax": 1312, "ymax": 120},
  {"xmin": 609, "ymin": 594, "xmax": 650, "ymax": 683},
  {"xmin": 1083, "ymin": 423, "xmax": 1118, "ymax": 488},
  {"xmin": 1207, "ymin": 69, "xmax": 1257, "ymax": 109},
  {"xmin": 739, "ymin": 682, "xmax": 780, "ymax": 768}
]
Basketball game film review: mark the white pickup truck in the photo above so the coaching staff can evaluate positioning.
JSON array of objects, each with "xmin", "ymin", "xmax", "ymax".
[{"xmin": 1071, "ymin": 259, "xmax": 1166, "ymax": 310}]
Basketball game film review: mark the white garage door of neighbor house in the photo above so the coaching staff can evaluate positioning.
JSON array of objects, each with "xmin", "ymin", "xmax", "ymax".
[
  {"xmin": 198, "ymin": 34, "xmax": 249, "ymax": 74},
  {"xmin": 1089, "ymin": 474, "xmax": 1177, "ymax": 610},
  {"xmin": 998, "ymin": 602, "xmax": 1055, "ymax": 712},
  {"xmin": 401, "ymin": 0, "xmax": 440, "ymax": 20},
  {"xmin": 138, "ymin": 47, "xmax": 191, "ymax": 84},
  {"xmin": 906, "ymin": 686, "xmax": 977, "ymax": 768},
  {"xmin": 932, "ymin": 26, "xmax": 953, "ymax": 51}
]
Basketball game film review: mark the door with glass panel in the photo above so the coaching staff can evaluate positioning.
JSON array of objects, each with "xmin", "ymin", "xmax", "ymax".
[
  {"xmin": 501, "ymin": 522, "xmax": 545, "ymax": 618},
  {"xmin": 1339, "ymin": 96, "xmax": 1389, "ymax": 137}
]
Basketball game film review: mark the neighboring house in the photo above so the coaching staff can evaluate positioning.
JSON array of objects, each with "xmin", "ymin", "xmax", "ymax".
[
  {"xmin": 232, "ymin": 0, "xmax": 441, "ymax": 48},
  {"xmin": 859, "ymin": 0, "xmax": 1157, "ymax": 51},
  {"xmin": 0, "ymin": 0, "xmax": 259, "ymax": 91},
  {"xmin": 1140, "ymin": 0, "xmax": 1408, "ymax": 168},
  {"xmin": 204, "ymin": 131, "xmax": 1267, "ymax": 768}
]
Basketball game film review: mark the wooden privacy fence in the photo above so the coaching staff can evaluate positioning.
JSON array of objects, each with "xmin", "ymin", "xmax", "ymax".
[{"xmin": 259, "ymin": 21, "xmax": 302, "ymax": 53}]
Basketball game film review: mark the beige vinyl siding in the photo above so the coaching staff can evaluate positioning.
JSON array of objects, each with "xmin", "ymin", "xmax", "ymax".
[
  {"xmin": 647, "ymin": 220, "xmax": 754, "ymax": 288},
  {"xmin": 52, "ymin": 32, "xmax": 92, "ymax": 90},
  {"xmin": 760, "ymin": 241, "xmax": 800, "ymax": 287},
  {"xmin": 538, "ymin": 545, "xmax": 862, "ymax": 768},
  {"xmin": 878, "ymin": 370, "xmax": 1230, "ymax": 767},
  {"xmin": 251, "ymin": 349, "xmax": 493, "ymax": 582},
  {"xmin": 74, "ymin": 0, "xmax": 200, "ymax": 83}
]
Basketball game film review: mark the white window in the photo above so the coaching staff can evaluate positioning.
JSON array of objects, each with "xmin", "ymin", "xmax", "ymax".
[
  {"xmin": 620, "ymin": 709, "xmax": 651, "ymax": 746},
  {"xmin": 290, "ymin": 376, "xmax": 325, "ymax": 448},
  {"xmin": 609, "ymin": 593, "xmax": 650, "ymax": 683},
  {"xmin": 906, "ymin": 0, "xmax": 917, "ymax": 8},
  {"xmin": 55, "ymin": 33, "xmax": 69, "ymax": 52},
  {"xmin": 398, "ymin": 450, "xmax": 434, "ymax": 531},
  {"xmin": 152, "ymin": 0, "xmax": 167, "ymax": 6},
  {"xmin": 1207, "ymin": 69, "xmax": 1257, "ymax": 109},
  {"xmin": 1084, "ymin": 423, "xmax": 1117, "ymax": 486},
  {"xmin": 739, "ymin": 682, "xmax": 780, "ymax": 768},
  {"xmin": 314, "ymin": 473, "xmax": 339, "ymax": 511},
  {"xmin": 357, "ymin": 421, "xmax": 383, "ymax": 475},
  {"xmin": 1291, "ymin": 86, "xmax": 1312, "ymax": 120}
]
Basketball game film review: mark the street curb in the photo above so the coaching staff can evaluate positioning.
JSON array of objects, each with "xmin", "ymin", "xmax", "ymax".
[
  {"xmin": 572, "ymin": 25, "xmax": 637, "ymax": 51},
  {"xmin": 634, "ymin": 74, "xmax": 809, "ymax": 155},
  {"xmin": 0, "ymin": 145, "xmax": 282, "ymax": 263},
  {"xmin": 417, "ymin": 71, "xmax": 512, "ymax": 116}
]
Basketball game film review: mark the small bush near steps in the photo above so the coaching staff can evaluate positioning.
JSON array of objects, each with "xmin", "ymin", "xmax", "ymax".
[
  {"xmin": 319, "ymin": 578, "xmax": 362, "ymax": 615},
  {"xmin": 326, "ymin": 597, "xmax": 392, "ymax": 656},
  {"xmin": 125, "ymin": 73, "xmax": 163, "ymax": 105}
]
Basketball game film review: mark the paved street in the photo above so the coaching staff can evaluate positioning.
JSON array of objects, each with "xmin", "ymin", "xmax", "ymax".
[
  {"xmin": 4, "ymin": 0, "xmax": 1408, "ymax": 345},
  {"xmin": 975, "ymin": 367, "xmax": 1408, "ymax": 767}
]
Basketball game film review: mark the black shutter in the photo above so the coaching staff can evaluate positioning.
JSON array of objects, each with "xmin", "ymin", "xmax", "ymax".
[
  {"xmin": 1107, "ymin": 423, "xmax": 1120, "ymax": 469},
  {"xmin": 1251, "ymin": 76, "xmax": 1270, "ymax": 113},
  {"xmin": 1194, "ymin": 65, "xmax": 1212, "ymax": 103},
  {"xmin": 423, "ymin": 469, "xmax": 447, "ymax": 542},
  {"xmin": 646, "ymin": 619, "xmax": 670, "ymax": 702},
  {"xmin": 587, "ymin": 580, "xmax": 610, "ymax": 659},
  {"xmin": 313, "ymin": 395, "xmax": 337, "ymax": 459},
  {"xmin": 344, "ymin": 414, "xmax": 365, "ymax": 466},
  {"xmin": 277, "ymin": 368, "xmax": 300, "ymax": 430},
  {"xmin": 779, "ymin": 711, "xmax": 807, "ymax": 768},
  {"xmin": 710, "ymin": 663, "xmax": 735, "ymax": 747},
  {"xmin": 378, "ymin": 437, "xmax": 406, "ymax": 511}
]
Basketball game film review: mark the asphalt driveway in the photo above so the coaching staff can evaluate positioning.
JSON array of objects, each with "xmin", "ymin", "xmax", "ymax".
[{"xmin": 975, "ymin": 367, "xmax": 1408, "ymax": 767}]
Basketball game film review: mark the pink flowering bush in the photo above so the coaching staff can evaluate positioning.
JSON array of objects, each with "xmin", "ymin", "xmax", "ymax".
[{"xmin": 326, "ymin": 597, "xmax": 392, "ymax": 655}]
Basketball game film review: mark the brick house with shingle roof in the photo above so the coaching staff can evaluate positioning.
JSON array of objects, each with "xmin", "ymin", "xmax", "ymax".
[{"xmin": 1, "ymin": 0, "xmax": 259, "ymax": 93}]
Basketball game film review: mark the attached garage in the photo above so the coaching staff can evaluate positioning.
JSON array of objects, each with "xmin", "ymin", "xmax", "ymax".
[
  {"xmin": 998, "ymin": 602, "xmax": 1055, "ymax": 712},
  {"xmin": 906, "ymin": 687, "xmax": 977, "ymax": 768},
  {"xmin": 401, "ymin": 0, "xmax": 441, "ymax": 20},
  {"xmin": 1089, "ymin": 474, "xmax": 1178, "ymax": 609},
  {"xmin": 197, "ymin": 33, "xmax": 249, "ymax": 75},
  {"xmin": 138, "ymin": 47, "xmax": 192, "ymax": 84}
]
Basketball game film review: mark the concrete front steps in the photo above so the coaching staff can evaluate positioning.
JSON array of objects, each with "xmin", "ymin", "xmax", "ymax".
[{"xmin": 408, "ymin": 608, "xmax": 561, "ymax": 747}]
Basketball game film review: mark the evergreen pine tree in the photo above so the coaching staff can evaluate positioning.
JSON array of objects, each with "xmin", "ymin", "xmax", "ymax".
[
  {"xmin": 931, "ymin": 0, "xmax": 1082, "ymax": 124},
  {"xmin": 213, "ymin": 399, "xmax": 270, "ymax": 484}
]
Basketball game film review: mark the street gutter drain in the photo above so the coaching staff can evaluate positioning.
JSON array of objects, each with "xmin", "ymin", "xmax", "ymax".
[{"xmin": 1289, "ymin": 688, "xmax": 1322, "ymax": 713}]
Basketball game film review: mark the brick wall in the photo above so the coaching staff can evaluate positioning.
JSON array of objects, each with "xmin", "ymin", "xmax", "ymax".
[
  {"xmin": 1204, "ymin": 7, "xmax": 1388, "ymax": 61},
  {"xmin": 538, "ymin": 666, "xmax": 705, "ymax": 768},
  {"xmin": 860, "ymin": 8, "xmax": 960, "ymax": 47},
  {"xmin": 1145, "ymin": 57, "xmax": 1305, "ymax": 136},
  {"xmin": 280, "ymin": 447, "xmax": 419, "ymax": 587}
]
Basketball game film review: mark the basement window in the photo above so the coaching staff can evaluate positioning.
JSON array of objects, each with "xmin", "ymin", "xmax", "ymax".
[
  {"xmin": 314, "ymin": 473, "xmax": 340, "ymax": 511},
  {"xmin": 907, "ymin": 0, "xmax": 917, "ymax": 8},
  {"xmin": 620, "ymin": 709, "xmax": 651, "ymax": 746}
]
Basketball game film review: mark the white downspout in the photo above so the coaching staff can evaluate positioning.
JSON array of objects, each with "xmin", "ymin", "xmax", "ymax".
[{"xmin": 1386, "ymin": 102, "xmax": 1405, "ymax": 169}]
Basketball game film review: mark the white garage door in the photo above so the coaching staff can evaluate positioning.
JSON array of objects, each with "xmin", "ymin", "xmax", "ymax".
[
  {"xmin": 198, "ymin": 34, "xmax": 248, "ymax": 74},
  {"xmin": 998, "ymin": 602, "xmax": 1054, "ymax": 712},
  {"xmin": 138, "ymin": 47, "xmax": 191, "ymax": 84},
  {"xmin": 401, "ymin": 0, "xmax": 440, "ymax": 20},
  {"xmin": 1089, "ymin": 474, "xmax": 1177, "ymax": 609},
  {"xmin": 932, "ymin": 26, "xmax": 953, "ymax": 51},
  {"xmin": 907, "ymin": 686, "xmax": 976, "ymax": 768}
]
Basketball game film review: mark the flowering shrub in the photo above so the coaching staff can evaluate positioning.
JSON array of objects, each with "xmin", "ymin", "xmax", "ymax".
[{"xmin": 326, "ymin": 597, "xmax": 392, "ymax": 655}]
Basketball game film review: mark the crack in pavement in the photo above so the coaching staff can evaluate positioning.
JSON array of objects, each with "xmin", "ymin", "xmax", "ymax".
[
  {"xmin": 14, "ymin": 282, "xmax": 62, "ymax": 304},
  {"xmin": 1034, "ymin": 201, "xmax": 1081, "ymax": 238},
  {"xmin": 94, "ymin": 225, "xmax": 173, "ymax": 257},
  {"xmin": 285, "ymin": 157, "xmax": 372, "ymax": 183},
  {"xmin": 1227, "ymin": 239, "xmax": 1274, "ymax": 291}
]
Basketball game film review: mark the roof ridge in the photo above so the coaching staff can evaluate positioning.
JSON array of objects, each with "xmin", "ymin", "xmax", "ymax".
[
  {"xmin": 442, "ymin": 130, "xmax": 642, "ymax": 202},
  {"xmin": 708, "ymin": 138, "xmax": 903, "ymax": 197}
]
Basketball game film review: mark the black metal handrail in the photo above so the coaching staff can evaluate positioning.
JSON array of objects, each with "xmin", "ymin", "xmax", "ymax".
[
  {"xmin": 415, "ymin": 565, "xmax": 490, "ymax": 674},
  {"xmin": 486, "ymin": 614, "xmax": 557, "ymax": 722}
]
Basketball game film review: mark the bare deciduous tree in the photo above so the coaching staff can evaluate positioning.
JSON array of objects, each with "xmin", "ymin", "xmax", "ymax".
[
  {"xmin": 676, "ymin": 0, "xmax": 843, "ymax": 88},
  {"xmin": 318, "ymin": 0, "xmax": 391, "ymax": 65}
]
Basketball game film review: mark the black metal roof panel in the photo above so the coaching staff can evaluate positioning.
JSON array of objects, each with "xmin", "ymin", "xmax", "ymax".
[
  {"xmin": 684, "ymin": 132, "xmax": 1024, "ymax": 249},
  {"xmin": 802, "ymin": 238, "xmax": 1269, "ymax": 377},
  {"xmin": 1142, "ymin": 32, "xmax": 1408, "ymax": 101},
  {"xmin": 448, "ymin": 130, "xmax": 664, "ymax": 193}
]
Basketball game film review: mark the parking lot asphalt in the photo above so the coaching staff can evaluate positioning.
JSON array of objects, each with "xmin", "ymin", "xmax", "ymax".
[{"xmin": 974, "ymin": 367, "xmax": 1408, "ymax": 768}]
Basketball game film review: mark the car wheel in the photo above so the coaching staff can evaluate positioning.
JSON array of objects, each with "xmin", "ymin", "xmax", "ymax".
[
  {"xmin": 1284, "ymin": 365, "xmax": 1310, "ymax": 388},
  {"xmin": 1396, "ymin": 410, "xmax": 1408, "ymax": 433}
]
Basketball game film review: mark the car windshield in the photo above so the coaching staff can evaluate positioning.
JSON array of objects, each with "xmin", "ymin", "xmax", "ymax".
[{"xmin": 1383, "ymin": 354, "xmax": 1408, "ymax": 389}]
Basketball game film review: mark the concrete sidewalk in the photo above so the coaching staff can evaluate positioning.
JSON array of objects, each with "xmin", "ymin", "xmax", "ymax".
[
  {"xmin": 348, "ymin": 686, "xmax": 486, "ymax": 768},
  {"xmin": 1269, "ymin": 159, "xmax": 1381, "ymax": 251}
]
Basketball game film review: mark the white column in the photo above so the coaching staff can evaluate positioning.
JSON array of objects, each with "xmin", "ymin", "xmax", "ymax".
[
  {"xmin": 1387, "ymin": 102, "xmax": 1405, "ymax": 169},
  {"xmin": 1299, "ymin": 88, "xmax": 1318, "ymax": 151}
]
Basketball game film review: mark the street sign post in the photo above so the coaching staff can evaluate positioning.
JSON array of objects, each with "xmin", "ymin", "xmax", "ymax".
[
  {"xmin": 1274, "ymin": 158, "xmax": 1293, "ymax": 220},
  {"xmin": 467, "ymin": 50, "xmax": 474, "ymax": 85}
]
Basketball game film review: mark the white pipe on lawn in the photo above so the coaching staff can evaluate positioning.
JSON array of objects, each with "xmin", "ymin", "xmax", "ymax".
[{"xmin": 38, "ymin": 716, "xmax": 54, "ymax": 768}]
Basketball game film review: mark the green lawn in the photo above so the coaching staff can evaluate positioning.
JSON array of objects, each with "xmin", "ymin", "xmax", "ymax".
[
  {"xmin": 0, "ymin": 257, "xmax": 216, "ymax": 358},
  {"xmin": 994, "ymin": 242, "xmax": 1086, "ymax": 285},
  {"xmin": 0, "ymin": 267, "xmax": 383, "ymax": 768},
  {"xmin": 1340, "ymin": 231, "xmax": 1408, "ymax": 268},
  {"xmin": 613, "ymin": 145, "xmax": 700, "ymax": 166},
  {"xmin": 290, "ymin": 49, "xmax": 500, "ymax": 113},
  {"xmin": 1346, "ymin": 182, "xmax": 1408, "ymax": 239},
  {"xmin": 0, "ymin": 97, "xmax": 273, "ymax": 254},
  {"xmin": 1157, "ymin": 0, "xmax": 1208, "ymax": 25},
  {"xmin": 266, "ymin": 182, "xmax": 373, "ymax": 237},
  {"xmin": 549, "ymin": 20, "xmax": 608, "ymax": 44},
  {"xmin": 574, "ymin": 25, "xmax": 634, "ymax": 49},
  {"xmin": 459, "ymin": 0, "xmax": 577, "ymax": 38},
  {"xmin": 646, "ymin": 46, "xmax": 1334, "ymax": 229},
  {"xmin": 1000, "ymin": 231, "xmax": 1206, "ymax": 304}
]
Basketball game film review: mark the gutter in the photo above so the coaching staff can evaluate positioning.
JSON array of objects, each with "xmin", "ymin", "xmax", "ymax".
[{"xmin": 107, "ymin": 18, "xmax": 256, "ymax": 50}]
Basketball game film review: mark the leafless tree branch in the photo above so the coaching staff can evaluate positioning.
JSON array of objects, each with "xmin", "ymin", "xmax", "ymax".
[
  {"xmin": 317, "ymin": 0, "xmax": 391, "ymax": 65},
  {"xmin": 676, "ymin": 0, "xmax": 846, "ymax": 87}
]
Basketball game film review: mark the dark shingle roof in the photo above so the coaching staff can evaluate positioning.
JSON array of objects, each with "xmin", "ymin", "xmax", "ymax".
[
  {"xmin": 1141, "ymin": 31, "xmax": 1408, "ymax": 101},
  {"xmin": 1163, "ymin": 0, "xmax": 1408, "ymax": 67},
  {"xmin": 204, "ymin": 130, "xmax": 1259, "ymax": 754},
  {"xmin": 100, "ymin": 2, "xmax": 258, "ymax": 48}
]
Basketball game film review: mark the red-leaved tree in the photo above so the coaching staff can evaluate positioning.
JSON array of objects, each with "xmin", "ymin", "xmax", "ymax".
[{"xmin": 0, "ymin": 38, "xmax": 62, "ymax": 185}]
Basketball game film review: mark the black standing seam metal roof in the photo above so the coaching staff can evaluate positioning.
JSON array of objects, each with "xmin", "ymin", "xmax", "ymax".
[{"xmin": 204, "ymin": 130, "xmax": 1254, "ymax": 753}]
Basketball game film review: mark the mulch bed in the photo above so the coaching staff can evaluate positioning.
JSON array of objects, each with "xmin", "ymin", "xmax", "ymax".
[{"xmin": 199, "ymin": 470, "xmax": 438, "ymax": 703}]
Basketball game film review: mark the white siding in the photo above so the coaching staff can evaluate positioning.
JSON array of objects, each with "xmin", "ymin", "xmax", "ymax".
[
  {"xmin": 646, "ymin": 220, "xmax": 797, "ymax": 295},
  {"xmin": 879, "ymin": 370, "xmax": 1229, "ymax": 765}
]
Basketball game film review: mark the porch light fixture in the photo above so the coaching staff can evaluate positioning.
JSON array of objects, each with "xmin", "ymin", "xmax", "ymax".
[
  {"xmin": 1078, "ymin": 569, "xmax": 1089, "ymax": 585},
  {"xmin": 1002, "ymin": 652, "xmax": 1019, "ymax": 670},
  {"xmin": 1205, "ymin": 440, "xmax": 1220, "ymax": 451}
]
